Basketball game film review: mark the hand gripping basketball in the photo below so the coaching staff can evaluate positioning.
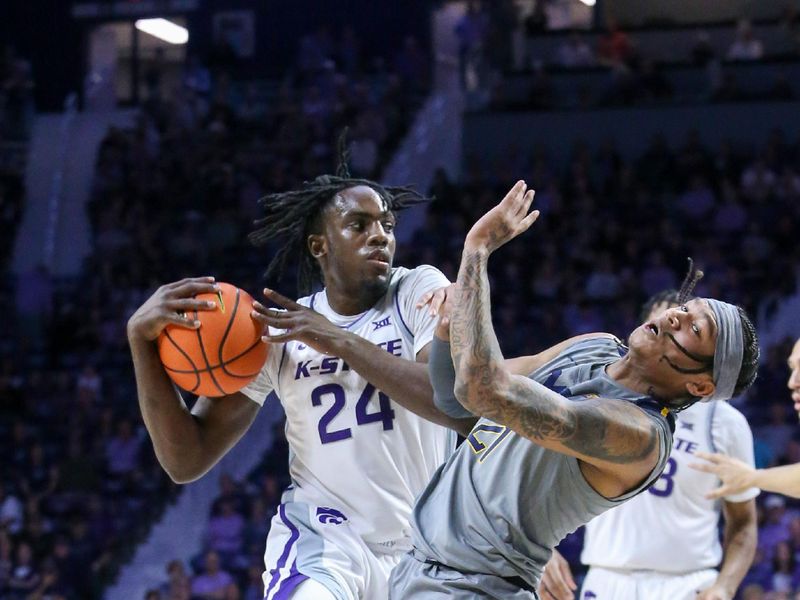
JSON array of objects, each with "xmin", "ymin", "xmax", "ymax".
[{"xmin": 128, "ymin": 277, "xmax": 269, "ymax": 397}]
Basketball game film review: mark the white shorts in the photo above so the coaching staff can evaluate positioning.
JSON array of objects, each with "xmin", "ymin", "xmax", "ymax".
[
  {"xmin": 580, "ymin": 566, "xmax": 718, "ymax": 600},
  {"xmin": 262, "ymin": 500, "xmax": 404, "ymax": 600}
]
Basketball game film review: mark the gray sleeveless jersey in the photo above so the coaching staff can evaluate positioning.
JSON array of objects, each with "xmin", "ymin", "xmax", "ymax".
[{"xmin": 411, "ymin": 336, "xmax": 674, "ymax": 590}]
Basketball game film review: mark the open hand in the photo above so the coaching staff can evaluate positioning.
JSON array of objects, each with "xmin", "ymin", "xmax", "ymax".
[
  {"xmin": 464, "ymin": 180, "xmax": 539, "ymax": 254},
  {"xmin": 689, "ymin": 452, "xmax": 756, "ymax": 500},
  {"xmin": 416, "ymin": 284, "xmax": 457, "ymax": 341},
  {"xmin": 127, "ymin": 277, "xmax": 219, "ymax": 342},
  {"xmin": 252, "ymin": 288, "xmax": 344, "ymax": 354},
  {"xmin": 540, "ymin": 549, "xmax": 577, "ymax": 600}
]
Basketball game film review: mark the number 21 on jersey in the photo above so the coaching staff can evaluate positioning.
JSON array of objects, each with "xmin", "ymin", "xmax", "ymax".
[{"xmin": 467, "ymin": 424, "xmax": 511, "ymax": 463}]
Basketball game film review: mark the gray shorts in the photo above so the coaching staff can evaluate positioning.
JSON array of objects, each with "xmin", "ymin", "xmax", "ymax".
[{"xmin": 389, "ymin": 550, "xmax": 539, "ymax": 600}]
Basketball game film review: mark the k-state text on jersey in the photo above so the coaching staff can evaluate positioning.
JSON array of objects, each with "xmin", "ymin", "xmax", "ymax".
[{"xmin": 294, "ymin": 338, "xmax": 403, "ymax": 379}]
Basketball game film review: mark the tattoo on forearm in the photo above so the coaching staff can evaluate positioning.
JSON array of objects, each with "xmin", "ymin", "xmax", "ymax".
[
  {"xmin": 451, "ymin": 250, "xmax": 658, "ymax": 464},
  {"xmin": 493, "ymin": 380, "xmax": 657, "ymax": 463}
]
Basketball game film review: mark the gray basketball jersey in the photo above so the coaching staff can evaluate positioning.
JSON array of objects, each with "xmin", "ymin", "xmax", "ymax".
[{"xmin": 410, "ymin": 337, "xmax": 674, "ymax": 590}]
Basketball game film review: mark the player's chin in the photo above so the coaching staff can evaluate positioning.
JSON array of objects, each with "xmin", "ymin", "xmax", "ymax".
[
  {"xmin": 362, "ymin": 271, "xmax": 391, "ymax": 295},
  {"xmin": 626, "ymin": 326, "xmax": 648, "ymax": 350}
]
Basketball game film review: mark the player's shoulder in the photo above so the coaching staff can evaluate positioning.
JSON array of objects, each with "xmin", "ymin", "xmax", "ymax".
[
  {"xmin": 389, "ymin": 265, "xmax": 449, "ymax": 302},
  {"xmin": 392, "ymin": 264, "xmax": 449, "ymax": 286},
  {"xmin": 295, "ymin": 291, "xmax": 316, "ymax": 309},
  {"xmin": 710, "ymin": 400, "xmax": 752, "ymax": 431},
  {"xmin": 561, "ymin": 332, "xmax": 624, "ymax": 358}
]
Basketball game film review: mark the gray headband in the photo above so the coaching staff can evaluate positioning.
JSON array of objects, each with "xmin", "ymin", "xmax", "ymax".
[{"xmin": 705, "ymin": 298, "xmax": 744, "ymax": 401}]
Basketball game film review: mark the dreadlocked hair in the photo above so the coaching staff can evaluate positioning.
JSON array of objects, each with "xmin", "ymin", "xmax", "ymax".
[
  {"xmin": 639, "ymin": 259, "xmax": 704, "ymax": 321},
  {"xmin": 677, "ymin": 257, "xmax": 704, "ymax": 305},
  {"xmin": 248, "ymin": 130, "xmax": 430, "ymax": 295},
  {"xmin": 733, "ymin": 306, "xmax": 759, "ymax": 396},
  {"xmin": 674, "ymin": 256, "xmax": 759, "ymax": 397}
]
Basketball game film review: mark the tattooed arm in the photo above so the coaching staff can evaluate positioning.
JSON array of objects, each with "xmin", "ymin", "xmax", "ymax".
[{"xmin": 450, "ymin": 181, "xmax": 663, "ymax": 498}]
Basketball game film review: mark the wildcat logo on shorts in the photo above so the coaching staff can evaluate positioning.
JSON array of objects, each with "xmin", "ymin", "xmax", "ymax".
[
  {"xmin": 583, "ymin": 592, "xmax": 597, "ymax": 599},
  {"xmin": 316, "ymin": 507, "xmax": 348, "ymax": 525}
]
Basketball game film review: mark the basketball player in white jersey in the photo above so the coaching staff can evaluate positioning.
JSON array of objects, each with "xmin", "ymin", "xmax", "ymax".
[
  {"xmin": 692, "ymin": 336, "xmax": 800, "ymax": 499},
  {"xmin": 541, "ymin": 290, "xmax": 758, "ymax": 600},
  {"xmin": 127, "ymin": 158, "xmax": 474, "ymax": 600}
]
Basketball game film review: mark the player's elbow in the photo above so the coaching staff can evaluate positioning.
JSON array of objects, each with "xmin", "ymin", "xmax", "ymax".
[
  {"xmin": 454, "ymin": 366, "xmax": 512, "ymax": 414},
  {"xmin": 165, "ymin": 465, "xmax": 207, "ymax": 485},
  {"xmin": 157, "ymin": 455, "xmax": 210, "ymax": 485}
]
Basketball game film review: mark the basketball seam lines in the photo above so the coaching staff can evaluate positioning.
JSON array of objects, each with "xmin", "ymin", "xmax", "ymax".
[
  {"xmin": 162, "ymin": 336, "xmax": 263, "ymax": 374},
  {"xmin": 219, "ymin": 288, "xmax": 242, "ymax": 378},
  {"xmin": 163, "ymin": 329, "xmax": 201, "ymax": 391},
  {"xmin": 194, "ymin": 307, "xmax": 226, "ymax": 396}
]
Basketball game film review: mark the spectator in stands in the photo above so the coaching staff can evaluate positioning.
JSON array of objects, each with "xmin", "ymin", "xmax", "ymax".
[
  {"xmin": 770, "ymin": 541, "xmax": 800, "ymax": 593},
  {"xmin": 206, "ymin": 498, "xmax": 245, "ymax": 567},
  {"xmin": 741, "ymin": 156, "xmax": 777, "ymax": 201},
  {"xmin": 0, "ymin": 45, "xmax": 34, "ymax": 140},
  {"xmin": 160, "ymin": 559, "xmax": 191, "ymax": 600},
  {"xmin": 728, "ymin": 19, "xmax": 764, "ymax": 61},
  {"xmin": 30, "ymin": 557, "xmax": 71, "ymax": 599},
  {"xmin": 597, "ymin": 18, "xmax": 633, "ymax": 66},
  {"xmin": 242, "ymin": 497, "xmax": 271, "ymax": 561},
  {"xmin": 761, "ymin": 495, "xmax": 795, "ymax": 557},
  {"xmin": 19, "ymin": 442, "xmax": 59, "ymax": 505},
  {"xmin": 523, "ymin": 0, "xmax": 548, "ymax": 35},
  {"xmin": 76, "ymin": 362, "xmax": 102, "ymax": 408},
  {"xmin": 0, "ymin": 482, "xmax": 23, "ymax": 535},
  {"xmin": 455, "ymin": 0, "xmax": 489, "ymax": 89},
  {"xmin": 691, "ymin": 30, "xmax": 716, "ymax": 66},
  {"xmin": 7, "ymin": 540, "xmax": 40, "ymax": 597},
  {"xmin": 190, "ymin": 550, "xmax": 238, "ymax": 600},
  {"xmin": 242, "ymin": 564, "xmax": 264, "ymax": 600},
  {"xmin": 0, "ymin": 530, "xmax": 12, "ymax": 589},
  {"xmin": 556, "ymin": 32, "xmax": 594, "ymax": 68},
  {"xmin": 105, "ymin": 417, "xmax": 141, "ymax": 479},
  {"xmin": 676, "ymin": 174, "xmax": 717, "ymax": 221}
]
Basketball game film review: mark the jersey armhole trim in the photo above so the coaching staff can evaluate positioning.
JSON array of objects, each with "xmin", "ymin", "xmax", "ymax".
[
  {"xmin": 277, "ymin": 342, "xmax": 289, "ymax": 380},
  {"xmin": 706, "ymin": 401, "xmax": 719, "ymax": 454},
  {"xmin": 393, "ymin": 277, "xmax": 415, "ymax": 339}
]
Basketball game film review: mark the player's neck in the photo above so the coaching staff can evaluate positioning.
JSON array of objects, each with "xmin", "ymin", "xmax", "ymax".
[
  {"xmin": 606, "ymin": 356, "xmax": 654, "ymax": 397},
  {"xmin": 324, "ymin": 284, "xmax": 384, "ymax": 316}
]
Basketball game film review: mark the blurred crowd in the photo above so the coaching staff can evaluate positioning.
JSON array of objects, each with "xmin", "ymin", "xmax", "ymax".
[
  {"xmin": 0, "ymin": 45, "xmax": 34, "ymax": 141},
  {"xmin": 3, "ymin": 9, "xmax": 800, "ymax": 600},
  {"xmin": 1, "ymin": 24, "xmax": 428, "ymax": 600},
  {"xmin": 0, "ymin": 45, "xmax": 32, "ymax": 284},
  {"xmin": 455, "ymin": 0, "xmax": 800, "ymax": 110}
]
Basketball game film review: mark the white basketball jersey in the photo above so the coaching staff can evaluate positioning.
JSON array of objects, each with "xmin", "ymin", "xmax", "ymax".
[
  {"xmin": 581, "ymin": 400, "xmax": 759, "ymax": 573},
  {"xmin": 240, "ymin": 266, "xmax": 457, "ymax": 545}
]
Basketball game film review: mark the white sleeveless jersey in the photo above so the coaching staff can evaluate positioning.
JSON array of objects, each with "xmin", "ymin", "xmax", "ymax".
[
  {"xmin": 240, "ymin": 266, "xmax": 457, "ymax": 545},
  {"xmin": 581, "ymin": 400, "xmax": 759, "ymax": 573}
]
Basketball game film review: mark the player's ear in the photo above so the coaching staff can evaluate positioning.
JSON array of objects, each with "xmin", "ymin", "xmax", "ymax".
[
  {"xmin": 308, "ymin": 234, "xmax": 327, "ymax": 259},
  {"xmin": 686, "ymin": 378, "xmax": 715, "ymax": 399}
]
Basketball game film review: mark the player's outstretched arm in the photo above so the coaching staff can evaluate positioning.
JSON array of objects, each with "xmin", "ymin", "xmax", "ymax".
[
  {"xmin": 253, "ymin": 288, "xmax": 474, "ymax": 435},
  {"xmin": 692, "ymin": 452, "xmax": 800, "ymax": 499},
  {"xmin": 696, "ymin": 498, "xmax": 757, "ymax": 600},
  {"xmin": 450, "ymin": 181, "xmax": 662, "ymax": 497},
  {"xmin": 127, "ymin": 277, "xmax": 260, "ymax": 483}
]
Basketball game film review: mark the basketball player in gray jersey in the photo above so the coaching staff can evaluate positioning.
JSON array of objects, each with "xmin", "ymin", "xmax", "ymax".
[{"xmin": 389, "ymin": 181, "xmax": 761, "ymax": 599}]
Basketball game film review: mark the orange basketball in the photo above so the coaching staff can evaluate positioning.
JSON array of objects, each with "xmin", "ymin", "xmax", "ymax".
[{"xmin": 157, "ymin": 282, "xmax": 268, "ymax": 397}]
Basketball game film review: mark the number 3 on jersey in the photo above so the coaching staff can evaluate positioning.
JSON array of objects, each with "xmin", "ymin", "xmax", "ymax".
[
  {"xmin": 311, "ymin": 383, "xmax": 395, "ymax": 444},
  {"xmin": 648, "ymin": 457, "xmax": 677, "ymax": 497}
]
